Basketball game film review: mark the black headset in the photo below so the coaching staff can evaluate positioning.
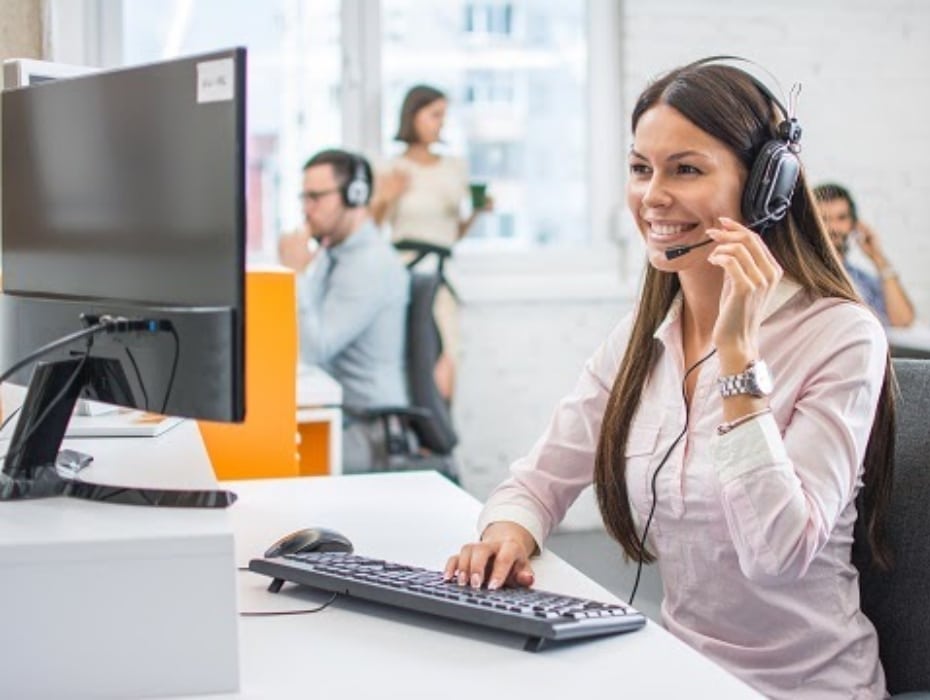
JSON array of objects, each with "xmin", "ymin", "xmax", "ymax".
[
  {"xmin": 694, "ymin": 56, "xmax": 803, "ymax": 231},
  {"xmin": 342, "ymin": 154, "xmax": 372, "ymax": 208},
  {"xmin": 664, "ymin": 57, "xmax": 803, "ymax": 260}
]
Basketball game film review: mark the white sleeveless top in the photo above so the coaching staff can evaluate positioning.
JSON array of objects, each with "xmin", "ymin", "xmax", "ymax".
[{"xmin": 383, "ymin": 155, "xmax": 468, "ymax": 249}]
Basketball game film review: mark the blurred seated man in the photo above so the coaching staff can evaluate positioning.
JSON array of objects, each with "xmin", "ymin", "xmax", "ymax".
[
  {"xmin": 814, "ymin": 182, "xmax": 915, "ymax": 327},
  {"xmin": 279, "ymin": 149, "xmax": 410, "ymax": 472}
]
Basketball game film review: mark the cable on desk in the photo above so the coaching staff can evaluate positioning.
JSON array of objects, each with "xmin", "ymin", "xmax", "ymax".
[{"xmin": 239, "ymin": 592, "xmax": 339, "ymax": 617}]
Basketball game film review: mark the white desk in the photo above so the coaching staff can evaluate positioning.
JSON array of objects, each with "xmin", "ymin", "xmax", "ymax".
[
  {"xmin": 2, "ymin": 426, "xmax": 760, "ymax": 698},
  {"xmin": 297, "ymin": 364, "xmax": 343, "ymax": 474},
  {"xmin": 222, "ymin": 472, "xmax": 761, "ymax": 699}
]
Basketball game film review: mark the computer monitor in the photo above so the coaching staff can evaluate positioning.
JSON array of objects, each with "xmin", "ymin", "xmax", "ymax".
[
  {"xmin": 3, "ymin": 59, "xmax": 103, "ymax": 421},
  {"xmin": 0, "ymin": 48, "xmax": 246, "ymax": 506}
]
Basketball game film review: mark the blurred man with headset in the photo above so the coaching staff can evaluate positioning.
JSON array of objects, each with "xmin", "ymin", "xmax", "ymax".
[{"xmin": 279, "ymin": 149, "xmax": 410, "ymax": 472}]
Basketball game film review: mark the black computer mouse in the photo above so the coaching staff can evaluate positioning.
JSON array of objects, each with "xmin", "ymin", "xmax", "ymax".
[{"xmin": 264, "ymin": 527, "xmax": 354, "ymax": 558}]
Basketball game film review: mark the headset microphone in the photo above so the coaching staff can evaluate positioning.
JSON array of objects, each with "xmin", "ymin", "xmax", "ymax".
[
  {"xmin": 662, "ymin": 211, "xmax": 785, "ymax": 260},
  {"xmin": 664, "ymin": 237, "xmax": 714, "ymax": 260}
]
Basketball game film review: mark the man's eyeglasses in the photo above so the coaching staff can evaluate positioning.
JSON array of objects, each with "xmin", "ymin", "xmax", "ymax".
[{"xmin": 299, "ymin": 187, "xmax": 341, "ymax": 203}]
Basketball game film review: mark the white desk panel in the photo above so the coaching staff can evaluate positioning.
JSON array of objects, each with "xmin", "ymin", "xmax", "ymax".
[{"xmin": 0, "ymin": 421, "xmax": 239, "ymax": 698}]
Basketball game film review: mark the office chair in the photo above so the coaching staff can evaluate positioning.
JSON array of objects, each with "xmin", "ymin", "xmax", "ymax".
[
  {"xmin": 345, "ymin": 270, "xmax": 459, "ymax": 480},
  {"xmin": 853, "ymin": 358, "xmax": 930, "ymax": 698},
  {"xmin": 393, "ymin": 239, "xmax": 460, "ymax": 302}
]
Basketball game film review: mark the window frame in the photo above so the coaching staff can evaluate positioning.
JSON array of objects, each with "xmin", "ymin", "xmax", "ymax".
[{"xmin": 50, "ymin": 0, "xmax": 632, "ymax": 301}]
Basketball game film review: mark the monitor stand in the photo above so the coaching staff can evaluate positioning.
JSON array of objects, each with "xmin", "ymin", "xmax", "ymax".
[{"xmin": 0, "ymin": 358, "xmax": 237, "ymax": 507}]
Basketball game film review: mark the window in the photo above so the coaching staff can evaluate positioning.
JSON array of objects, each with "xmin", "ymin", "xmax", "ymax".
[
  {"xmin": 464, "ymin": 2, "xmax": 514, "ymax": 37},
  {"xmin": 63, "ymin": 0, "xmax": 625, "ymax": 277},
  {"xmin": 119, "ymin": 0, "xmax": 342, "ymax": 258},
  {"xmin": 464, "ymin": 70, "xmax": 515, "ymax": 104},
  {"xmin": 381, "ymin": 0, "xmax": 588, "ymax": 252}
]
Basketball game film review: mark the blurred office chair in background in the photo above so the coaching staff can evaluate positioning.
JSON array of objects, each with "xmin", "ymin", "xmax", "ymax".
[
  {"xmin": 393, "ymin": 238, "xmax": 459, "ymax": 302},
  {"xmin": 853, "ymin": 358, "xmax": 930, "ymax": 698},
  {"xmin": 346, "ymin": 270, "xmax": 459, "ymax": 481}
]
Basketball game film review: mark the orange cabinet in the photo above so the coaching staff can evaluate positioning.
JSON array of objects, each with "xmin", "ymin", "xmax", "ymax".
[{"xmin": 199, "ymin": 267, "xmax": 299, "ymax": 480}]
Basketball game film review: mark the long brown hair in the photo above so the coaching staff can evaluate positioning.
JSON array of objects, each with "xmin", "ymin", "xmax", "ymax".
[{"xmin": 594, "ymin": 62, "xmax": 895, "ymax": 569}]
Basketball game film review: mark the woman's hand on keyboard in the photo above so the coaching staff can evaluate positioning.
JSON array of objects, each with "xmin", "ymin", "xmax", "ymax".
[{"xmin": 443, "ymin": 521, "xmax": 536, "ymax": 591}]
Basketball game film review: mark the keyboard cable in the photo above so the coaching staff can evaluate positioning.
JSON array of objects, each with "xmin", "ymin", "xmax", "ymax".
[{"xmin": 237, "ymin": 566, "xmax": 339, "ymax": 617}]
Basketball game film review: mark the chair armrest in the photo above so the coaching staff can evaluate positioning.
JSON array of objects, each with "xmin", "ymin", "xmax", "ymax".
[
  {"xmin": 344, "ymin": 404, "xmax": 432, "ymax": 421},
  {"xmin": 393, "ymin": 239, "xmax": 452, "ymax": 259},
  {"xmin": 343, "ymin": 404, "xmax": 436, "ymax": 459}
]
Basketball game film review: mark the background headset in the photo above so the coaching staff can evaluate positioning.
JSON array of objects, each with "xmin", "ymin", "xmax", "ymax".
[
  {"xmin": 342, "ymin": 154, "xmax": 372, "ymax": 208},
  {"xmin": 665, "ymin": 56, "xmax": 803, "ymax": 260}
]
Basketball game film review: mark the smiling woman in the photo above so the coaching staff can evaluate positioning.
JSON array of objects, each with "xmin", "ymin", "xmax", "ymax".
[
  {"xmin": 445, "ymin": 57, "xmax": 896, "ymax": 700},
  {"xmin": 627, "ymin": 107, "xmax": 747, "ymax": 270}
]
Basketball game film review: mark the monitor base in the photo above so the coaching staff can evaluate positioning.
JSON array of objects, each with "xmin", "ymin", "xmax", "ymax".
[
  {"xmin": 0, "ymin": 465, "xmax": 237, "ymax": 508},
  {"xmin": 0, "ymin": 464, "xmax": 68, "ymax": 500},
  {"xmin": 1, "ymin": 356, "xmax": 237, "ymax": 508}
]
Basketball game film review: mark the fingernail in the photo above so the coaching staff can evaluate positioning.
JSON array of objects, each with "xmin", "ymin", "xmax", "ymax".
[
  {"xmin": 488, "ymin": 578, "xmax": 501, "ymax": 590},
  {"xmin": 471, "ymin": 573, "xmax": 482, "ymax": 589},
  {"xmin": 719, "ymin": 216, "xmax": 735, "ymax": 224},
  {"xmin": 457, "ymin": 571, "xmax": 467, "ymax": 586},
  {"xmin": 442, "ymin": 571, "xmax": 451, "ymax": 582}
]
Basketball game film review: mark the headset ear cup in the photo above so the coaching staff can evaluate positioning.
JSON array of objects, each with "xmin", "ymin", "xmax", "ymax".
[
  {"xmin": 345, "ymin": 179, "xmax": 370, "ymax": 207},
  {"xmin": 343, "ymin": 157, "xmax": 371, "ymax": 207},
  {"xmin": 741, "ymin": 141, "xmax": 800, "ymax": 227}
]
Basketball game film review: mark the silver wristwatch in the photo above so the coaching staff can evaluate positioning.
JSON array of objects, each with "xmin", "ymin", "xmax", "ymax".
[{"xmin": 717, "ymin": 359, "xmax": 773, "ymax": 398}]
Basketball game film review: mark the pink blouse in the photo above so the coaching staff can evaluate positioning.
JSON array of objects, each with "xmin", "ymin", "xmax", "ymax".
[{"xmin": 478, "ymin": 279, "xmax": 888, "ymax": 699}]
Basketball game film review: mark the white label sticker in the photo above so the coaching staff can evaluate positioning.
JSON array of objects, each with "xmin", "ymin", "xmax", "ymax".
[{"xmin": 196, "ymin": 58, "xmax": 234, "ymax": 103}]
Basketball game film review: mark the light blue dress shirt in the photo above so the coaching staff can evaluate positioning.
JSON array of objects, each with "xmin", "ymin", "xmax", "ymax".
[
  {"xmin": 297, "ymin": 219, "xmax": 409, "ymax": 409},
  {"xmin": 844, "ymin": 260, "xmax": 889, "ymax": 326}
]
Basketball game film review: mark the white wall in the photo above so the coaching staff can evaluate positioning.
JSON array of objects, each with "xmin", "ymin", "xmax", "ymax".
[
  {"xmin": 0, "ymin": 0, "xmax": 43, "ymax": 60},
  {"xmin": 456, "ymin": 296, "xmax": 630, "ymax": 496},
  {"xmin": 455, "ymin": 0, "xmax": 930, "ymax": 524}
]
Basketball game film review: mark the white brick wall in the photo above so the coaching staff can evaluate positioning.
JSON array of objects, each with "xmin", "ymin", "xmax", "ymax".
[
  {"xmin": 455, "ymin": 298, "xmax": 629, "ymax": 500},
  {"xmin": 455, "ymin": 2, "xmax": 930, "ymax": 528}
]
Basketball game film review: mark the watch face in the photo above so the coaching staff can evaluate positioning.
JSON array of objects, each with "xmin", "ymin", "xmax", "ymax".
[{"xmin": 753, "ymin": 360, "xmax": 774, "ymax": 395}]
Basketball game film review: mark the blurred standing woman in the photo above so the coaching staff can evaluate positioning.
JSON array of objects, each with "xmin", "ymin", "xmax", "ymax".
[{"xmin": 372, "ymin": 85, "xmax": 492, "ymax": 401}]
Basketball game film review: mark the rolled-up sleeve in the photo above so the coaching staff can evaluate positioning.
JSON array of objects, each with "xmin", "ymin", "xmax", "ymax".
[
  {"xmin": 710, "ymin": 310, "xmax": 888, "ymax": 583},
  {"xmin": 477, "ymin": 314, "xmax": 633, "ymax": 549}
]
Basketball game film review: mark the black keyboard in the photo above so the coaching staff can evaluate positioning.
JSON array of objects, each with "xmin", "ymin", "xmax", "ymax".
[{"xmin": 249, "ymin": 552, "xmax": 646, "ymax": 651}]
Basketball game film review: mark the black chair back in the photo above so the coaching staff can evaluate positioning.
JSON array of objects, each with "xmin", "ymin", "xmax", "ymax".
[
  {"xmin": 853, "ymin": 358, "xmax": 930, "ymax": 695},
  {"xmin": 406, "ymin": 272, "xmax": 458, "ymax": 454}
]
